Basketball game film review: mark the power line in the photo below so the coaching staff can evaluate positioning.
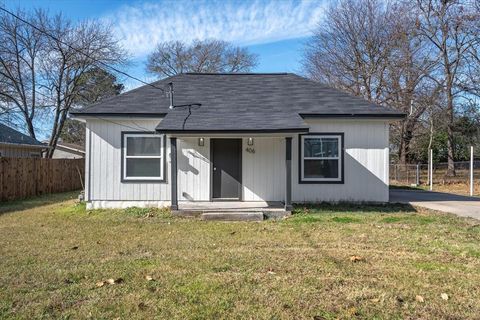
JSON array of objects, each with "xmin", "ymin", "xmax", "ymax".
[{"xmin": 0, "ymin": 6, "xmax": 165, "ymax": 93}]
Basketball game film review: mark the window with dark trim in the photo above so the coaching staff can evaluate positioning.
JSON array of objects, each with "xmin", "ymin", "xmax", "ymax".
[
  {"xmin": 122, "ymin": 133, "xmax": 164, "ymax": 181},
  {"xmin": 300, "ymin": 134, "xmax": 343, "ymax": 183}
]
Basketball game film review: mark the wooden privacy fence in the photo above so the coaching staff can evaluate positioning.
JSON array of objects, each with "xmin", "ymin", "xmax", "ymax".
[{"xmin": 0, "ymin": 158, "xmax": 84, "ymax": 202}]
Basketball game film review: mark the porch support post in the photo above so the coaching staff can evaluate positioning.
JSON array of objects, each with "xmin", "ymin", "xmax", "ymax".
[
  {"xmin": 170, "ymin": 137, "xmax": 178, "ymax": 210},
  {"xmin": 285, "ymin": 137, "xmax": 293, "ymax": 211}
]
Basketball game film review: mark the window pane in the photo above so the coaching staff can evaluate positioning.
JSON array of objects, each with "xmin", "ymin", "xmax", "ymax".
[
  {"xmin": 126, "ymin": 158, "xmax": 161, "ymax": 177},
  {"xmin": 127, "ymin": 136, "xmax": 161, "ymax": 156},
  {"xmin": 321, "ymin": 138, "xmax": 338, "ymax": 157},
  {"xmin": 304, "ymin": 159, "xmax": 339, "ymax": 179},
  {"xmin": 304, "ymin": 137, "xmax": 338, "ymax": 158}
]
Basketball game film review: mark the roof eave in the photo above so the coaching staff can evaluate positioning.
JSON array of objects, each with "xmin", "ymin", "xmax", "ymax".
[
  {"xmin": 155, "ymin": 128, "xmax": 310, "ymax": 134},
  {"xmin": 0, "ymin": 142, "xmax": 49, "ymax": 149},
  {"xmin": 70, "ymin": 112, "xmax": 167, "ymax": 118},
  {"xmin": 300, "ymin": 113, "xmax": 406, "ymax": 119}
]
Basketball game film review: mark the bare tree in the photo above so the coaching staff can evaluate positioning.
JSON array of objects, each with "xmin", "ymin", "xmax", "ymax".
[
  {"xmin": 303, "ymin": 0, "xmax": 396, "ymax": 104},
  {"xmin": 40, "ymin": 15, "xmax": 126, "ymax": 157},
  {"xmin": 146, "ymin": 39, "xmax": 258, "ymax": 78},
  {"xmin": 0, "ymin": 8, "xmax": 126, "ymax": 157},
  {"xmin": 415, "ymin": 0, "xmax": 480, "ymax": 175},
  {"xmin": 303, "ymin": 0, "xmax": 434, "ymax": 164},
  {"xmin": 0, "ymin": 9, "xmax": 47, "ymax": 139},
  {"xmin": 384, "ymin": 3, "xmax": 439, "ymax": 164}
]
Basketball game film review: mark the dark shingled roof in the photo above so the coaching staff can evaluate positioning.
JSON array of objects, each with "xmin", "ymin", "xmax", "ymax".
[
  {"xmin": 71, "ymin": 73, "xmax": 405, "ymax": 132},
  {"xmin": 0, "ymin": 123, "xmax": 44, "ymax": 147}
]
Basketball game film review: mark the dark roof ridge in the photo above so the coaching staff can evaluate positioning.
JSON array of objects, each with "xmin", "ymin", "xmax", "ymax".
[{"xmin": 184, "ymin": 72, "xmax": 290, "ymax": 76}]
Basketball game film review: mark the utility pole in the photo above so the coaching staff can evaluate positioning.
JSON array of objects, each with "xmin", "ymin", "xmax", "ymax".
[
  {"xmin": 470, "ymin": 146, "xmax": 474, "ymax": 196},
  {"xmin": 429, "ymin": 149, "xmax": 433, "ymax": 191}
]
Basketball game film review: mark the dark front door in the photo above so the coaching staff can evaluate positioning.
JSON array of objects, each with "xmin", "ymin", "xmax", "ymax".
[{"xmin": 211, "ymin": 139, "xmax": 242, "ymax": 200}]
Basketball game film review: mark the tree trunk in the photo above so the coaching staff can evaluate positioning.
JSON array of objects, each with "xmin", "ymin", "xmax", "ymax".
[
  {"xmin": 25, "ymin": 118, "xmax": 36, "ymax": 140},
  {"xmin": 445, "ymin": 86, "xmax": 456, "ymax": 176},
  {"xmin": 46, "ymin": 110, "xmax": 68, "ymax": 158},
  {"xmin": 398, "ymin": 118, "xmax": 415, "ymax": 165},
  {"xmin": 446, "ymin": 111, "xmax": 456, "ymax": 176},
  {"xmin": 401, "ymin": 128, "xmax": 414, "ymax": 165}
]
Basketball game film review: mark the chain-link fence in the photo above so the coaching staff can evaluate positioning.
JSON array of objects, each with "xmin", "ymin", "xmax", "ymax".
[{"xmin": 390, "ymin": 160, "xmax": 480, "ymax": 196}]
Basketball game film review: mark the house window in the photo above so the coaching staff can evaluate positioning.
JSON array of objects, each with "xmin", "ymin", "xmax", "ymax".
[
  {"xmin": 300, "ymin": 134, "xmax": 343, "ymax": 183},
  {"xmin": 122, "ymin": 133, "xmax": 164, "ymax": 181}
]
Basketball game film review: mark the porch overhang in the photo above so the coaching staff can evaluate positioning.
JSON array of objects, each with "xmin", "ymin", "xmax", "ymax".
[
  {"xmin": 156, "ymin": 128, "xmax": 309, "ymax": 137},
  {"xmin": 155, "ymin": 106, "xmax": 310, "ymax": 135}
]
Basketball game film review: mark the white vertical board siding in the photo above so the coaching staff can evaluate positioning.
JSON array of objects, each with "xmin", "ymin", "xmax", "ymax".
[
  {"xmin": 292, "ymin": 119, "xmax": 389, "ymax": 203},
  {"xmin": 242, "ymin": 137, "xmax": 285, "ymax": 201},
  {"xmin": 86, "ymin": 118, "xmax": 389, "ymax": 206},
  {"xmin": 87, "ymin": 118, "xmax": 170, "ymax": 202},
  {"xmin": 177, "ymin": 138, "xmax": 210, "ymax": 201},
  {"xmin": 84, "ymin": 121, "xmax": 91, "ymax": 201}
]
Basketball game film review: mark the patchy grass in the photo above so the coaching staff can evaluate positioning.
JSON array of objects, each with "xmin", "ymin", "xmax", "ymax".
[{"xmin": 1, "ymin": 193, "xmax": 480, "ymax": 319}]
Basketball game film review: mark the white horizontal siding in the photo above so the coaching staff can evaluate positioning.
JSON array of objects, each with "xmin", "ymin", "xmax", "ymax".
[{"xmin": 292, "ymin": 119, "xmax": 389, "ymax": 203}]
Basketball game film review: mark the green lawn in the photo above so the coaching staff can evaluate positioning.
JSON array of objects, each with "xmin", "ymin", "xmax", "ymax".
[{"xmin": 1, "ymin": 193, "xmax": 480, "ymax": 319}]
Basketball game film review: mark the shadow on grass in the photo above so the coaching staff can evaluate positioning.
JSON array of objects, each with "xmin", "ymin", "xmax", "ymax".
[
  {"xmin": 293, "ymin": 202, "xmax": 417, "ymax": 214},
  {"xmin": 0, "ymin": 191, "xmax": 79, "ymax": 215}
]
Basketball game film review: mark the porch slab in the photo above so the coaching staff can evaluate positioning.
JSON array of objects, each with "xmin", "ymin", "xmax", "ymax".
[
  {"xmin": 178, "ymin": 201, "xmax": 285, "ymax": 212},
  {"xmin": 173, "ymin": 201, "xmax": 291, "ymax": 221}
]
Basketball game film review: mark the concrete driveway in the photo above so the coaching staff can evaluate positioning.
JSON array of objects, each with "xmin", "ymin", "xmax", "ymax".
[{"xmin": 390, "ymin": 189, "xmax": 480, "ymax": 220}]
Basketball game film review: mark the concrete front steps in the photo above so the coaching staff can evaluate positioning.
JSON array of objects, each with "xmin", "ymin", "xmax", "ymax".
[
  {"xmin": 201, "ymin": 212, "xmax": 265, "ymax": 221},
  {"xmin": 172, "ymin": 201, "xmax": 291, "ymax": 221},
  {"xmin": 173, "ymin": 210, "xmax": 290, "ymax": 221}
]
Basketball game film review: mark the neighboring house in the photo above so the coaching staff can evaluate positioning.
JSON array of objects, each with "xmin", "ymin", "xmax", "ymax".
[
  {"xmin": 71, "ymin": 73, "xmax": 405, "ymax": 210},
  {"xmin": 0, "ymin": 123, "xmax": 46, "ymax": 158},
  {"xmin": 51, "ymin": 142, "xmax": 85, "ymax": 159}
]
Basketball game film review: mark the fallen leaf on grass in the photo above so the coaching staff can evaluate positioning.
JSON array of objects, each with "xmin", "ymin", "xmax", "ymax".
[
  {"xmin": 96, "ymin": 281, "xmax": 105, "ymax": 287},
  {"xmin": 267, "ymin": 267, "xmax": 276, "ymax": 275},
  {"xmin": 350, "ymin": 255, "xmax": 364, "ymax": 263},
  {"xmin": 145, "ymin": 275, "xmax": 154, "ymax": 281},
  {"xmin": 415, "ymin": 295, "xmax": 424, "ymax": 303},
  {"xmin": 103, "ymin": 278, "xmax": 124, "ymax": 285},
  {"xmin": 441, "ymin": 293, "xmax": 449, "ymax": 301}
]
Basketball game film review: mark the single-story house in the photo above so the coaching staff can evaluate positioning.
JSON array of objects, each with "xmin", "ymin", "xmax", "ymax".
[
  {"xmin": 71, "ymin": 73, "xmax": 405, "ymax": 211},
  {"xmin": 50, "ymin": 142, "xmax": 85, "ymax": 159},
  {"xmin": 0, "ymin": 123, "xmax": 46, "ymax": 158}
]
